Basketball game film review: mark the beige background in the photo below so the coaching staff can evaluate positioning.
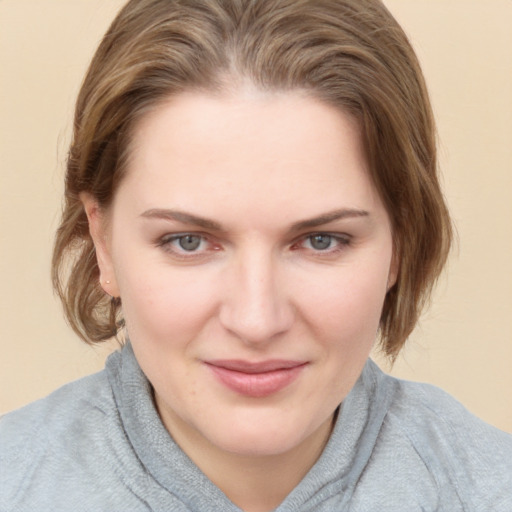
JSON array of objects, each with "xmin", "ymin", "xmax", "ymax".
[{"xmin": 1, "ymin": 1, "xmax": 511, "ymax": 431}]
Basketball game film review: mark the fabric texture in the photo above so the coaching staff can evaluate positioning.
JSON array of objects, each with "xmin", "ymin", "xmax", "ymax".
[{"xmin": 1, "ymin": 342, "xmax": 511, "ymax": 512}]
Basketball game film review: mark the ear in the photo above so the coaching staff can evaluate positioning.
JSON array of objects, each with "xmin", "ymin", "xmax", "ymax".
[
  {"xmin": 80, "ymin": 192, "xmax": 120, "ymax": 298},
  {"xmin": 387, "ymin": 246, "xmax": 400, "ymax": 291}
]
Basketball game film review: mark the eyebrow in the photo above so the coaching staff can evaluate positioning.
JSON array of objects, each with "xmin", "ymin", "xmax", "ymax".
[
  {"xmin": 140, "ymin": 208, "xmax": 223, "ymax": 231},
  {"xmin": 140, "ymin": 207, "xmax": 370, "ymax": 232},
  {"xmin": 290, "ymin": 208, "xmax": 370, "ymax": 231}
]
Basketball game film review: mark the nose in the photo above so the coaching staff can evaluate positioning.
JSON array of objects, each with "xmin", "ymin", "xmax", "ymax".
[{"xmin": 219, "ymin": 250, "xmax": 294, "ymax": 347}]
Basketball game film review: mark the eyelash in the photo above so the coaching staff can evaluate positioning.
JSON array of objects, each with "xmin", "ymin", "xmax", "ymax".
[
  {"xmin": 293, "ymin": 233, "xmax": 351, "ymax": 254},
  {"xmin": 157, "ymin": 233, "xmax": 218, "ymax": 259},
  {"xmin": 156, "ymin": 232, "xmax": 351, "ymax": 259}
]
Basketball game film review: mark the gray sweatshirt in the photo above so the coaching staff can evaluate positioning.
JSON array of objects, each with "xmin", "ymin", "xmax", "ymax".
[{"xmin": 1, "ymin": 342, "xmax": 511, "ymax": 511}]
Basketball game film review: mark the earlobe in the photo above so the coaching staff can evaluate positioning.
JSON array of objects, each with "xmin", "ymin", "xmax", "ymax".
[{"xmin": 79, "ymin": 192, "xmax": 120, "ymax": 298}]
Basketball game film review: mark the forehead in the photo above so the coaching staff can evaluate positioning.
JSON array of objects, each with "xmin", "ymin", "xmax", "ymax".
[{"xmin": 116, "ymin": 90, "xmax": 383, "ymax": 224}]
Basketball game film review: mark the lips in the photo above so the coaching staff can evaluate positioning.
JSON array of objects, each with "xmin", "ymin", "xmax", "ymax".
[{"xmin": 205, "ymin": 359, "xmax": 308, "ymax": 398}]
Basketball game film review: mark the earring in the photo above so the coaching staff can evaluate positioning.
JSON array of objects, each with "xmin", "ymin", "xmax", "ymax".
[{"xmin": 105, "ymin": 280, "xmax": 111, "ymax": 284}]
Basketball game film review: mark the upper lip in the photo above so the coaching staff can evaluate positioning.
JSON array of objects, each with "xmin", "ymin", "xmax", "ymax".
[{"xmin": 205, "ymin": 359, "xmax": 308, "ymax": 374}]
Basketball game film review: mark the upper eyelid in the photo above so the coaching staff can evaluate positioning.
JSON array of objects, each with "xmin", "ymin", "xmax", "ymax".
[
  {"xmin": 157, "ymin": 232, "xmax": 208, "ymax": 249},
  {"xmin": 159, "ymin": 231, "xmax": 210, "ymax": 242},
  {"xmin": 292, "ymin": 231, "xmax": 351, "ymax": 243},
  {"xmin": 157, "ymin": 230, "xmax": 351, "ymax": 241}
]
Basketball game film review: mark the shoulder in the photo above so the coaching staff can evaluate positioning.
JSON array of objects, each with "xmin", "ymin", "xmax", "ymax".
[
  {"xmin": 386, "ymin": 372, "xmax": 512, "ymax": 448},
  {"xmin": 0, "ymin": 370, "xmax": 117, "ymax": 510},
  {"xmin": 367, "ymin": 362, "xmax": 512, "ymax": 510},
  {"xmin": 1, "ymin": 368, "xmax": 113, "ymax": 443}
]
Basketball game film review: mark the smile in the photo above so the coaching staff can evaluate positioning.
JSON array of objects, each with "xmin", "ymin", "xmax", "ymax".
[{"xmin": 205, "ymin": 360, "xmax": 308, "ymax": 398}]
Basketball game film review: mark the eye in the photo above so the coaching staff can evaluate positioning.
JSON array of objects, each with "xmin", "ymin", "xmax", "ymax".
[
  {"xmin": 157, "ymin": 233, "xmax": 214, "ymax": 256},
  {"xmin": 175, "ymin": 234, "xmax": 202, "ymax": 251},
  {"xmin": 307, "ymin": 234, "xmax": 335, "ymax": 251},
  {"xmin": 292, "ymin": 232, "xmax": 351, "ymax": 255}
]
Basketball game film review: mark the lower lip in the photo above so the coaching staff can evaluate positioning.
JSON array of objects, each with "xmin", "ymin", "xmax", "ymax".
[{"xmin": 206, "ymin": 364, "xmax": 307, "ymax": 398}]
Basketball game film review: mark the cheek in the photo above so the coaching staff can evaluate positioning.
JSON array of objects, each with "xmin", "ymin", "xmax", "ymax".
[
  {"xmin": 298, "ymin": 260, "xmax": 390, "ymax": 350},
  {"xmin": 115, "ymin": 257, "xmax": 220, "ymax": 346},
  {"xmin": 295, "ymin": 261, "xmax": 391, "ymax": 404}
]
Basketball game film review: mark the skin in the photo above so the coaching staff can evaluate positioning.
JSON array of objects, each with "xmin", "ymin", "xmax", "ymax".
[{"xmin": 83, "ymin": 89, "xmax": 397, "ymax": 512}]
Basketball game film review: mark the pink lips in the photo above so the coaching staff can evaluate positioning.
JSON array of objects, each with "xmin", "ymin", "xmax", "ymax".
[{"xmin": 205, "ymin": 359, "xmax": 307, "ymax": 398}]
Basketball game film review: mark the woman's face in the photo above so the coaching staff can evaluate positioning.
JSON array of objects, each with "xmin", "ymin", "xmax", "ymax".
[{"xmin": 87, "ymin": 90, "xmax": 396, "ymax": 461}]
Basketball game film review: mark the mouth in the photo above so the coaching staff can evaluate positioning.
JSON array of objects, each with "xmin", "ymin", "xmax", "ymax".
[{"xmin": 204, "ymin": 359, "xmax": 308, "ymax": 398}]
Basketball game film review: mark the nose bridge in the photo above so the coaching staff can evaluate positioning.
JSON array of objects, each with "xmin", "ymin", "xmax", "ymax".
[{"xmin": 220, "ymin": 244, "xmax": 293, "ymax": 344}]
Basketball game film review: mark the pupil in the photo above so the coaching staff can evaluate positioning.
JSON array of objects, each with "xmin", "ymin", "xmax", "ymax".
[
  {"xmin": 311, "ymin": 234, "xmax": 331, "ymax": 250},
  {"xmin": 179, "ymin": 235, "xmax": 201, "ymax": 251}
]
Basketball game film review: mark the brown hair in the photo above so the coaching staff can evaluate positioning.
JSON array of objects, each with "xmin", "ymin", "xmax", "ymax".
[{"xmin": 52, "ymin": 0, "xmax": 452, "ymax": 359}]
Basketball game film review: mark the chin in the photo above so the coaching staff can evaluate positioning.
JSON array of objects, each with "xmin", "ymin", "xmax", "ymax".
[
  {"xmin": 217, "ymin": 431, "xmax": 305, "ymax": 458},
  {"xmin": 204, "ymin": 409, "xmax": 331, "ymax": 458}
]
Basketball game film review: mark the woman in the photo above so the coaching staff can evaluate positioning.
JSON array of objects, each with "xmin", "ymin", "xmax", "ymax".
[{"xmin": 1, "ymin": 0, "xmax": 511, "ymax": 511}]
